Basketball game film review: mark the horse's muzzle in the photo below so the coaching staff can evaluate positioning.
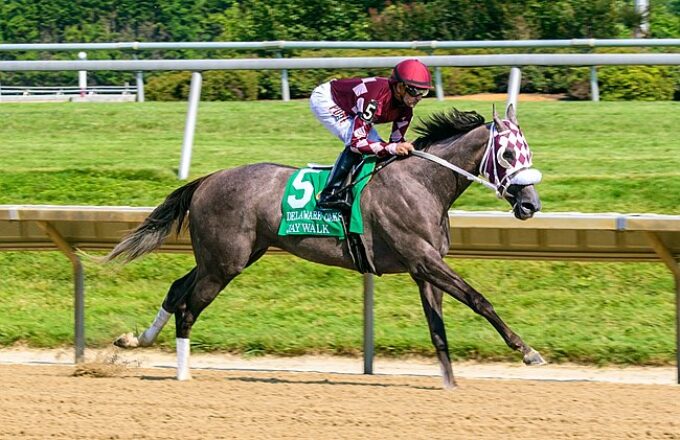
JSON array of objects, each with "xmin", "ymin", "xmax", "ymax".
[{"xmin": 506, "ymin": 184, "xmax": 541, "ymax": 220}]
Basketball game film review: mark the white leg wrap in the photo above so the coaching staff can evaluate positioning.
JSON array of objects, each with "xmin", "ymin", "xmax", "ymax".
[
  {"xmin": 138, "ymin": 307, "xmax": 172, "ymax": 347},
  {"xmin": 176, "ymin": 338, "xmax": 191, "ymax": 381}
]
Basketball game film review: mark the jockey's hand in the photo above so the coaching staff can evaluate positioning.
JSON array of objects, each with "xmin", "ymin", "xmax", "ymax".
[{"xmin": 393, "ymin": 142, "xmax": 414, "ymax": 156}]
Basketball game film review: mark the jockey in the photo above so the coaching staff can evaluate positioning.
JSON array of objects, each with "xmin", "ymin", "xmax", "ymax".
[{"xmin": 310, "ymin": 59, "xmax": 433, "ymax": 210}]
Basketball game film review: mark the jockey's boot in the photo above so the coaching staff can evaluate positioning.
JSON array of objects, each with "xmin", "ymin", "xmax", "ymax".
[{"xmin": 317, "ymin": 147, "xmax": 362, "ymax": 211}]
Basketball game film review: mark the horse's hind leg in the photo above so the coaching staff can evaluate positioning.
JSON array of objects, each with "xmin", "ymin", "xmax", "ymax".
[
  {"xmin": 174, "ymin": 271, "xmax": 234, "ymax": 380},
  {"xmin": 114, "ymin": 267, "xmax": 198, "ymax": 349},
  {"xmin": 414, "ymin": 279, "xmax": 456, "ymax": 389}
]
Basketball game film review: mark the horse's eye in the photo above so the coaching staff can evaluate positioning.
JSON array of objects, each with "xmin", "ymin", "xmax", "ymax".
[{"xmin": 502, "ymin": 150, "xmax": 515, "ymax": 162}]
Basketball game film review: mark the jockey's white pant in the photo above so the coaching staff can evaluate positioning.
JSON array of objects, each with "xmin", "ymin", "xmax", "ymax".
[{"xmin": 310, "ymin": 82, "xmax": 382, "ymax": 149}]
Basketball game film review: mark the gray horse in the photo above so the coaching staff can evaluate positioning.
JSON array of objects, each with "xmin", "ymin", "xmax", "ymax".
[{"xmin": 108, "ymin": 104, "xmax": 545, "ymax": 388}]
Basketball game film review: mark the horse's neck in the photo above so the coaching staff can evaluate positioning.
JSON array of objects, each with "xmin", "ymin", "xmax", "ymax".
[
  {"xmin": 420, "ymin": 124, "xmax": 490, "ymax": 209},
  {"xmin": 430, "ymin": 124, "xmax": 489, "ymax": 172}
]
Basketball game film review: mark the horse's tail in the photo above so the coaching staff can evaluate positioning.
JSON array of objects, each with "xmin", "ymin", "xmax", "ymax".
[{"xmin": 104, "ymin": 174, "xmax": 212, "ymax": 263}]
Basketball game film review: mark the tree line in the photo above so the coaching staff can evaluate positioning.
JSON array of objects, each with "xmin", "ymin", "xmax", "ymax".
[
  {"xmin": 0, "ymin": 1, "xmax": 678, "ymax": 100},
  {"xmin": 2, "ymin": 1, "xmax": 678, "ymax": 46}
]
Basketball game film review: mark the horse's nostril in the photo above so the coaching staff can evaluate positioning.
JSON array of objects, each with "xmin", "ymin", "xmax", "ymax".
[{"xmin": 521, "ymin": 202, "xmax": 537, "ymax": 212}]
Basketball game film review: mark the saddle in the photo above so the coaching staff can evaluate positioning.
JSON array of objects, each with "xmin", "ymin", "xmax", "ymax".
[
  {"xmin": 279, "ymin": 156, "xmax": 396, "ymax": 274},
  {"xmin": 308, "ymin": 160, "xmax": 375, "ymax": 274}
]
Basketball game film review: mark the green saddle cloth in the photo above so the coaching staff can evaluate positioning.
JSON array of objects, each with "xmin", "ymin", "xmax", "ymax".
[{"xmin": 278, "ymin": 158, "xmax": 377, "ymax": 238}]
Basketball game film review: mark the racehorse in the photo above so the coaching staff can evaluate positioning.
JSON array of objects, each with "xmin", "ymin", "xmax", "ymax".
[{"xmin": 106, "ymin": 104, "xmax": 545, "ymax": 389}]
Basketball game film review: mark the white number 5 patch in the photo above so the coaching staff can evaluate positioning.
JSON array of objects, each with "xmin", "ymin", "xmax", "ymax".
[
  {"xmin": 287, "ymin": 169, "xmax": 321, "ymax": 209},
  {"xmin": 359, "ymin": 100, "xmax": 378, "ymax": 122}
]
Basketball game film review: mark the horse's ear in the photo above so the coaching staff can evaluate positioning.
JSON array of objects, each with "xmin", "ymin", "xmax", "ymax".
[
  {"xmin": 492, "ymin": 104, "xmax": 507, "ymax": 130},
  {"xmin": 505, "ymin": 103, "xmax": 518, "ymax": 125}
]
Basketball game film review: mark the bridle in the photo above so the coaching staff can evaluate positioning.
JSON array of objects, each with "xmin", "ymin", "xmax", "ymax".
[
  {"xmin": 412, "ymin": 120, "xmax": 542, "ymax": 198},
  {"xmin": 411, "ymin": 149, "xmax": 497, "ymax": 192}
]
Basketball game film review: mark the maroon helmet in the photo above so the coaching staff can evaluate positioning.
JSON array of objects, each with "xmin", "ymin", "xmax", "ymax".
[{"xmin": 391, "ymin": 59, "xmax": 433, "ymax": 89}]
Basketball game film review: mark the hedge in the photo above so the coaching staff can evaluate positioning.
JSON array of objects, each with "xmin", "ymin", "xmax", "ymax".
[
  {"xmin": 142, "ymin": 48, "xmax": 680, "ymax": 102},
  {"xmin": 145, "ymin": 70, "xmax": 259, "ymax": 101}
]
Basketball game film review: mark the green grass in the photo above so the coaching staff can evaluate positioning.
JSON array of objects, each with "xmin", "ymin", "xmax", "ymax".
[{"xmin": 0, "ymin": 99, "xmax": 678, "ymax": 365}]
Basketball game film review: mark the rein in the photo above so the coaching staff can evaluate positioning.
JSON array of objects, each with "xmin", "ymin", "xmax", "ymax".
[{"xmin": 411, "ymin": 150, "xmax": 497, "ymax": 192}]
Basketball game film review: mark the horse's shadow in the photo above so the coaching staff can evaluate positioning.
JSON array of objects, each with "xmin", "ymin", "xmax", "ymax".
[
  {"xmin": 140, "ymin": 375, "xmax": 176, "ymax": 381},
  {"xmin": 140, "ymin": 371, "xmax": 439, "ymax": 390},
  {"xmin": 222, "ymin": 374, "xmax": 440, "ymax": 391}
]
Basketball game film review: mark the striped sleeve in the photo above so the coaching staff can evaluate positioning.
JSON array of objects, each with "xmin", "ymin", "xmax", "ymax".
[
  {"xmin": 389, "ymin": 116, "xmax": 412, "ymax": 143},
  {"xmin": 347, "ymin": 116, "xmax": 396, "ymax": 157}
]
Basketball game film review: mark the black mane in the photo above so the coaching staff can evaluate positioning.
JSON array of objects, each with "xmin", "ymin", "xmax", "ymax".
[{"xmin": 412, "ymin": 108, "xmax": 485, "ymax": 149}]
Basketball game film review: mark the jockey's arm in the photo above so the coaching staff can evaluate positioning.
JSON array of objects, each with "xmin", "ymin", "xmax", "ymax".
[
  {"xmin": 389, "ymin": 116, "xmax": 412, "ymax": 144},
  {"xmin": 388, "ymin": 116, "xmax": 414, "ymax": 155},
  {"xmin": 348, "ymin": 116, "xmax": 413, "ymax": 157}
]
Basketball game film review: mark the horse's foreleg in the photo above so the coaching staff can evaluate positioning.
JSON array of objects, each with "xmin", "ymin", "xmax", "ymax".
[
  {"xmin": 114, "ymin": 268, "xmax": 198, "ymax": 349},
  {"xmin": 414, "ymin": 279, "xmax": 456, "ymax": 389},
  {"xmin": 412, "ymin": 251, "xmax": 545, "ymax": 366}
]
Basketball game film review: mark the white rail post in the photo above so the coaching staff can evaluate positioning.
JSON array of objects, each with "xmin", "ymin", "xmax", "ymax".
[
  {"xmin": 277, "ymin": 51, "xmax": 290, "ymax": 102},
  {"xmin": 178, "ymin": 71, "xmax": 203, "ymax": 180},
  {"xmin": 132, "ymin": 55, "xmax": 145, "ymax": 102},
  {"xmin": 426, "ymin": 49, "xmax": 444, "ymax": 101},
  {"xmin": 434, "ymin": 66, "xmax": 444, "ymax": 101},
  {"xmin": 363, "ymin": 273, "xmax": 374, "ymax": 374},
  {"xmin": 590, "ymin": 66, "xmax": 600, "ymax": 102},
  {"xmin": 506, "ymin": 67, "xmax": 522, "ymax": 110},
  {"xmin": 77, "ymin": 51, "xmax": 87, "ymax": 97},
  {"xmin": 136, "ymin": 71, "xmax": 145, "ymax": 102}
]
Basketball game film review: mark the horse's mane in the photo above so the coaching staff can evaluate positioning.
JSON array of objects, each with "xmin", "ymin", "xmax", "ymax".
[{"xmin": 412, "ymin": 108, "xmax": 485, "ymax": 150}]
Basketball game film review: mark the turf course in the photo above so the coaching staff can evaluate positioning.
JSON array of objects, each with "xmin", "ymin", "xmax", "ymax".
[{"xmin": 0, "ymin": 99, "xmax": 678, "ymax": 365}]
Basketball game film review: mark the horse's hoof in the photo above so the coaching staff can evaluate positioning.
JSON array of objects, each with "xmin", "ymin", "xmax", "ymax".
[
  {"xmin": 523, "ymin": 348, "xmax": 546, "ymax": 365},
  {"xmin": 113, "ymin": 332, "xmax": 140, "ymax": 349},
  {"xmin": 523, "ymin": 348, "xmax": 546, "ymax": 366},
  {"xmin": 442, "ymin": 380, "xmax": 458, "ymax": 391}
]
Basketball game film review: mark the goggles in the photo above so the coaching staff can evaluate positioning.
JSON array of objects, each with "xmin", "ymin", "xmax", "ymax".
[{"xmin": 404, "ymin": 84, "xmax": 429, "ymax": 98}]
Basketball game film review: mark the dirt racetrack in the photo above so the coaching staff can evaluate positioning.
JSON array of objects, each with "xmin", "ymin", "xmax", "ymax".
[{"xmin": 1, "ymin": 361, "xmax": 678, "ymax": 440}]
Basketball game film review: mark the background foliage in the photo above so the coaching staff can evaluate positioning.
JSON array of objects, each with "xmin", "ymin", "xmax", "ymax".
[{"xmin": 1, "ymin": 0, "xmax": 679, "ymax": 100}]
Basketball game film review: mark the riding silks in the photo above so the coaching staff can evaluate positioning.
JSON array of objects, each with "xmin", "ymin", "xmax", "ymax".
[{"xmin": 277, "ymin": 158, "xmax": 377, "ymax": 238}]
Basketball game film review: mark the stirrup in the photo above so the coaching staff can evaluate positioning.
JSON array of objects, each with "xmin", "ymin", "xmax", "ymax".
[
  {"xmin": 317, "ymin": 191, "xmax": 352, "ymax": 211},
  {"xmin": 317, "ymin": 198, "xmax": 352, "ymax": 211}
]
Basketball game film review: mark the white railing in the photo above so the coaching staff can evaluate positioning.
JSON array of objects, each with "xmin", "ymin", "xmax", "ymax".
[
  {"xmin": 2, "ymin": 39, "xmax": 679, "ymax": 104},
  {"xmin": 0, "ymin": 85, "xmax": 138, "ymax": 102},
  {"xmin": 2, "ymin": 53, "xmax": 679, "ymax": 70},
  {"xmin": 0, "ymin": 85, "xmax": 137, "ymax": 96}
]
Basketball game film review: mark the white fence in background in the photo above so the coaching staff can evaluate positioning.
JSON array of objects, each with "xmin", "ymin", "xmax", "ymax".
[
  {"xmin": 1, "ymin": 39, "xmax": 679, "ymax": 104},
  {"xmin": 0, "ymin": 85, "xmax": 137, "ymax": 102}
]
